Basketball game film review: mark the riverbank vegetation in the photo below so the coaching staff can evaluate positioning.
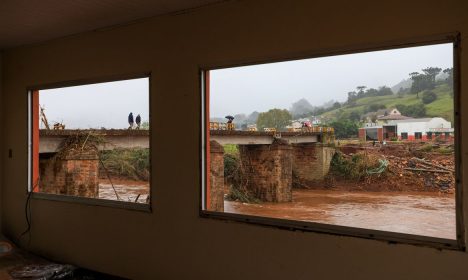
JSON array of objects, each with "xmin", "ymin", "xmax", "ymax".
[{"xmin": 99, "ymin": 148, "xmax": 150, "ymax": 181}]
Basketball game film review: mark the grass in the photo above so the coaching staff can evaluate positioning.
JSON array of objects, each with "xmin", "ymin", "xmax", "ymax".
[
  {"xmin": 321, "ymin": 84, "xmax": 453, "ymax": 122},
  {"xmin": 223, "ymin": 144, "xmax": 239, "ymax": 155},
  {"xmin": 425, "ymin": 84, "xmax": 454, "ymax": 122},
  {"xmin": 100, "ymin": 148, "xmax": 150, "ymax": 181}
]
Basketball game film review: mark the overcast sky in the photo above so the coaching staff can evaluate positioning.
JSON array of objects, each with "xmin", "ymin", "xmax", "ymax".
[
  {"xmin": 39, "ymin": 44, "xmax": 452, "ymax": 128},
  {"xmin": 210, "ymin": 43, "xmax": 453, "ymax": 118},
  {"xmin": 40, "ymin": 78, "xmax": 149, "ymax": 129}
]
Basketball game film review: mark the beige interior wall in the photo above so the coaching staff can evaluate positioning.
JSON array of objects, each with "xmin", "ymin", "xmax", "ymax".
[
  {"xmin": 1, "ymin": 0, "xmax": 468, "ymax": 279},
  {"xmin": 0, "ymin": 51, "xmax": 2, "ymax": 232}
]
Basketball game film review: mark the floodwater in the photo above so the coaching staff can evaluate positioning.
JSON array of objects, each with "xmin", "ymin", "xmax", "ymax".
[
  {"xmin": 99, "ymin": 179, "xmax": 149, "ymax": 203},
  {"xmin": 224, "ymin": 190, "xmax": 456, "ymax": 239}
]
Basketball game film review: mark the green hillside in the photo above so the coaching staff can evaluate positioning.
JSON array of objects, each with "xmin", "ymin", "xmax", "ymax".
[{"xmin": 321, "ymin": 83, "xmax": 453, "ymax": 123}]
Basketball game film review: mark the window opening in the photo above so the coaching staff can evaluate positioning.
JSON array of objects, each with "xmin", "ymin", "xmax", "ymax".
[
  {"xmin": 202, "ymin": 42, "xmax": 457, "ymax": 243},
  {"xmin": 30, "ymin": 77, "xmax": 151, "ymax": 204}
]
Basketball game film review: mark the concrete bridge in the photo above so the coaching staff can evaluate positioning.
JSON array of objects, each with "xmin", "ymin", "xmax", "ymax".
[
  {"xmin": 37, "ymin": 129, "xmax": 335, "ymax": 207},
  {"xmin": 209, "ymin": 130, "xmax": 322, "ymax": 145},
  {"xmin": 207, "ymin": 129, "xmax": 336, "ymax": 212},
  {"xmin": 39, "ymin": 129, "xmax": 149, "ymax": 153}
]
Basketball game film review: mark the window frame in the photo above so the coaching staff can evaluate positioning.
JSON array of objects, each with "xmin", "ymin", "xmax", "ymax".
[
  {"xmin": 199, "ymin": 33, "xmax": 464, "ymax": 250},
  {"xmin": 27, "ymin": 73, "xmax": 152, "ymax": 212}
]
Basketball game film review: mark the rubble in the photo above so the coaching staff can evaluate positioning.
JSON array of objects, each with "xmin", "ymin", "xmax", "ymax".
[{"xmin": 328, "ymin": 142, "xmax": 455, "ymax": 193}]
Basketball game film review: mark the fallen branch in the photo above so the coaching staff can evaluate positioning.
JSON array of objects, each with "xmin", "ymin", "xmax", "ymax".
[
  {"xmin": 404, "ymin": 168, "xmax": 451, "ymax": 173},
  {"xmin": 411, "ymin": 157, "xmax": 454, "ymax": 172},
  {"xmin": 98, "ymin": 157, "xmax": 121, "ymax": 200},
  {"xmin": 81, "ymin": 132, "xmax": 91, "ymax": 151}
]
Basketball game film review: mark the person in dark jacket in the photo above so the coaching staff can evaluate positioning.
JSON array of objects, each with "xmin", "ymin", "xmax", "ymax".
[
  {"xmin": 128, "ymin": 112, "xmax": 134, "ymax": 129},
  {"xmin": 136, "ymin": 114, "xmax": 141, "ymax": 129}
]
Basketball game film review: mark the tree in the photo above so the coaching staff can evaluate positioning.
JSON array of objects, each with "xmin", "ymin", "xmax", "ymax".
[
  {"xmin": 365, "ymin": 88, "xmax": 379, "ymax": 97},
  {"xmin": 329, "ymin": 119, "xmax": 359, "ymax": 139},
  {"xmin": 356, "ymin": 86, "xmax": 367, "ymax": 96},
  {"xmin": 256, "ymin": 109, "xmax": 292, "ymax": 131},
  {"xmin": 422, "ymin": 91, "xmax": 437, "ymax": 104},
  {"xmin": 349, "ymin": 111, "xmax": 361, "ymax": 122},
  {"xmin": 246, "ymin": 111, "xmax": 259, "ymax": 124},
  {"xmin": 396, "ymin": 103, "xmax": 426, "ymax": 118},
  {"xmin": 377, "ymin": 86, "xmax": 393, "ymax": 96},
  {"xmin": 140, "ymin": 121, "xmax": 150, "ymax": 130},
  {"xmin": 443, "ymin": 67, "xmax": 454, "ymax": 95},
  {"xmin": 365, "ymin": 103, "xmax": 386, "ymax": 113},
  {"xmin": 409, "ymin": 72, "xmax": 432, "ymax": 97},
  {"xmin": 332, "ymin": 102, "xmax": 341, "ymax": 110},
  {"xmin": 347, "ymin": 91, "xmax": 358, "ymax": 104},
  {"xmin": 422, "ymin": 67, "xmax": 442, "ymax": 84},
  {"xmin": 290, "ymin": 98, "xmax": 314, "ymax": 118}
]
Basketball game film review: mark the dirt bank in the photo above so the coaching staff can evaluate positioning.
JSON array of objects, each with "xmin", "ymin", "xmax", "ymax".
[{"xmin": 317, "ymin": 142, "xmax": 455, "ymax": 193}]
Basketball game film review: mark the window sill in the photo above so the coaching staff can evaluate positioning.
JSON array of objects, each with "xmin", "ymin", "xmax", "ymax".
[
  {"xmin": 31, "ymin": 192, "xmax": 151, "ymax": 212},
  {"xmin": 200, "ymin": 210, "xmax": 462, "ymax": 251}
]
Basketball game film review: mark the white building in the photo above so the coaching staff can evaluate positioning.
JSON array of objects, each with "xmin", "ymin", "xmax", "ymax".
[
  {"xmin": 359, "ymin": 117, "xmax": 453, "ymax": 141},
  {"xmin": 389, "ymin": 117, "xmax": 453, "ymax": 140}
]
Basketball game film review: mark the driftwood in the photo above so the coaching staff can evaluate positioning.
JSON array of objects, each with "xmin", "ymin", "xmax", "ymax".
[
  {"xmin": 99, "ymin": 158, "xmax": 121, "ymax": 200},
  {"xmin": 410, "ymin": 157, "xmax": 454, "ymax": 172},
  {"xmin": 404, "ymin": 168, "xmax": 451, "ymax": 174}
]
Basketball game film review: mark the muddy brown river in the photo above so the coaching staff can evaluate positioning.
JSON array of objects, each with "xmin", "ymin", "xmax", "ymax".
[{"xmin": 224, "ymin": 190, "xmax": 455, "ymax": 239}]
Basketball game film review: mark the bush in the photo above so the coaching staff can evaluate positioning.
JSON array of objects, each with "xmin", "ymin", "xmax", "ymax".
[
  {"xmin": 365, "ymin": 104, "xmax": 386, "ymax": 113},
  {"xmin": 224, "ymin": 153, "xmax": 240, "ymax": 184},
  {"xmin": 330, "ymin": 151, "xmax": 384, "ymax": 181},
  {"xmin": 419, "ymin": 144, "xmax": 434, "ymax": 152},
  {"xmin": 328, "ymin": 119, "xmax": 360, "ymax": 139},
  {"xmin": 223, "ymin": 153, "xmax": 259, "ymax": 203},
  {"xmin": 100, "ymin": 148, "xmax": 150, "ymax": 181},
  {"xmin": 422, "ymin": 91, "xmax": 437, "ymax": 104},
  {"xmin": 438, "ymin": 147, "xmax": 453, "ymax": 154}
]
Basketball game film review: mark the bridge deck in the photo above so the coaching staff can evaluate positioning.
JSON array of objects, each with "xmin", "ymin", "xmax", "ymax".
[
  {"xmin": 39, "ymin": 129, "xmax": 149, "ymax": 153},
  {"xmin": 209, "ymin": 130, "xmax": 323, "ymax": 145}
]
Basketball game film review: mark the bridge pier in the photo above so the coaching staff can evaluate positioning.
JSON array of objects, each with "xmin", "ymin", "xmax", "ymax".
[
  {"xmin": 239, "ymin": 139, "xmax": 292, "ymax": 202},
  {"xmin": 292, "ymin": 143, "xmax": 335, "ymax": 187},
  {"xmin": 209, "ymin": 140, "xmax": 225, "ymax": 211},
  {"xmin": 39, "ymin": 149, "xmax": 99, "ymax": 198}
]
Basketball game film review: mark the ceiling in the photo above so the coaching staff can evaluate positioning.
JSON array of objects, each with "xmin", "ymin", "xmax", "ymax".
[{"xmin": 0, "ymin": 0, "xmax": 225, "ymax": 50}]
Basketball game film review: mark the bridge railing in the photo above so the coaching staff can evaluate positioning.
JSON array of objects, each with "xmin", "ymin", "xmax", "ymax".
[
  {"xmin": 209, "ymin": 122, "xmax": 334, "ymax": 134},
  {"xmin": 287, "ymin": 126, "xmax": 335, "ymax": 133},
  {"xmin": 210, "ymin": 122, "xmax": 235, "ymax": 131}
]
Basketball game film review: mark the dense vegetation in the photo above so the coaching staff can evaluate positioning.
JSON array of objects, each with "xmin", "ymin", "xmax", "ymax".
[{"xmin": 100, "ymin": 148, "xmax": 150, "ymax": 181}]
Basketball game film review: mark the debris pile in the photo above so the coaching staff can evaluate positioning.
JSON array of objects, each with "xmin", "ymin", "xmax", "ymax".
[
  {"xmin": 386, "ymin": 155, "xmax": 454, "ymax": 193},
  {"xmin": 328, "ymin": 142, "xmax": 455, "ymax": 193}
]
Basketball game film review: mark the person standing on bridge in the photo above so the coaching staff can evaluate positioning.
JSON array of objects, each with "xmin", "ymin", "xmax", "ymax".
[
  {"xmin": 135, "ymin": 114, "xmax": 141, "ymax": 130},
  {"xmin": 128, "ymin": 112, "xmax": 134, "ymax": 129}
]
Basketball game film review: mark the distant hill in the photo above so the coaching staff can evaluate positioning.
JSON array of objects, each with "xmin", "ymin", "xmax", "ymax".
[
  {"xmin": 391, "ymin": 79, "xmax": 412, "ymax": 93},
  {"xmin": 321, "ymin": 83, "xmax": 454, "ymax": 123},
  {"xmin": 391, "ymin": 73, "xmax": 449, "ymax": 93}
]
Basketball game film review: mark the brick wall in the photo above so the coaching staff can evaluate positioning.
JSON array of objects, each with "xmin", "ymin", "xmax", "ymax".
[
  {"xmin": 209, "ymin": 140, "xmax": 224, "ymax": 211},
  {"xmin": 292, "ymin": 143, "xmax": 335, "ymax": 187},
  {"xmin": 239, "ymin": 139, "xmax": 292, "ymax": 202},
  {"xmin": 39, "ymin": 149, "xmax": 99, "ymax": 198}
]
